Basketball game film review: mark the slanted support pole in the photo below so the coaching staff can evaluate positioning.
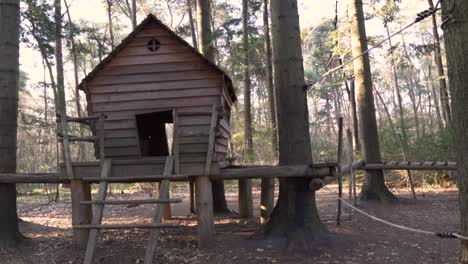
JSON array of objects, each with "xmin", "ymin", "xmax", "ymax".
[
  {"xmin": 71, "ymin": 179, "xmax": 92, "ymax": 248},
  {"xmin": 195, "ymin": 175, "xmax": 214, "ymax": 249}
]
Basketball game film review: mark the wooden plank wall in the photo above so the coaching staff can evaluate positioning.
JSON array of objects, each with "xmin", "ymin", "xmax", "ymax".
[{"xmin": 86, "ymin": 23, "xmax": 225, "ymax": 163}]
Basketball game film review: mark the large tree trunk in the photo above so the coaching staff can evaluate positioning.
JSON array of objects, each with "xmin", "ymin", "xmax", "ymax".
[
  {"xmin": 131, "ymin": 0, "xmax": 137, "ymax": 29},
  {"xmin": 386, "ymin": 25, "xmax": 408, "ymax": 149},
  {"xmin": 348, "ymin": 0, "xmax": 396, "ymax": 201},
  {"xmin": 196, "ymin": 0, "xmax": 229, "ymax": 214},
  {"xmin": 55, "ymin": 0, "xmax": 65, "ymax": 114},
  {"xmin": 264, "ymin": 0, "xmax": 326, "ymax": 244},
  {"xmin": 0, "ymin": 0, "xmax": 20, "ymax": 249},
  {"xmin": 429, "ymin": 0, "xmax": 452, "ymax": 128},
  {"xmin": 239, "ymin": 0, "xmax": 253, "ymax": 218},
  {"xmin": 187, "ymin": 0, "xmax": 197, "ymax": 49},
  {"xmin": 106, "ymin": 0, "xmax": 115, "ymax": 49},
  {"xmin": 64, "ymin": 0, "xmax": 85, "ymax": 161},
  {"xmin": 441, "ymin": 1, "xmax": 468, "ymax": 262},
  {"xmin": 260, "ymin": 0, "xmax": 275, "ymax": 224}
]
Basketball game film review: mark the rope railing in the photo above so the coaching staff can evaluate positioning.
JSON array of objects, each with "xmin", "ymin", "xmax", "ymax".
[{"xmin": 322, "ymin": 186, "xmax": 468, "ymax": 241}]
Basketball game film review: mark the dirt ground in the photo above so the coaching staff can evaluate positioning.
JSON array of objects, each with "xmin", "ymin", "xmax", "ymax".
[{"xmin": 0, "ymin": 181, "xmax": 462, "ymax": 264}]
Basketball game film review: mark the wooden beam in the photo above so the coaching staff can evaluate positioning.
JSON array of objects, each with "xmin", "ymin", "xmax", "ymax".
[
  {"xmin": 0, "ymin": 173, "xmax": 65, "ymax": 183},
  {"xmin": 80, "ymin": 198, "xmax": 182, "ymax": 205},
  {"xmin": 218, "ymin": 165, "xmax": 334, "ymax": 180},
  {"xmin": 74, "ymin": 223, "xmax": 177, "ymax": 229},
  {"xmin": 70, "ymin": 179, "xmax": 92, "ymax": 249},
  {"xmin": 361, "ymin": 161, "xmax": 457, "ymax": 170}
]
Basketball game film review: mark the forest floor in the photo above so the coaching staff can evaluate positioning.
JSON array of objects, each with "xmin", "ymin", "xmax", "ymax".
[{"xmin": 0, "ymin": 179, "xmax": 461, "ymax": 264}]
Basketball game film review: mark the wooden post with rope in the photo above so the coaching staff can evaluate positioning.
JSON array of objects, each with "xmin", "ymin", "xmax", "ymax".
[{"xmin": 336, "ymin": 117, "xmax": 344, "ymax": 226}]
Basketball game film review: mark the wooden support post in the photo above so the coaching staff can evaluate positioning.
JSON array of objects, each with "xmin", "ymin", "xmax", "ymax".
[
  {"xmin": 70, "ymin": 179, "xmax": 92, "ymax": 248},
  {"xmin": 189, "ymin": 180, "xmax": 196, "ymax": 214},
  {"xmin": 346, "ymin": 129, "xmax": 357, "ymax": 207},
  {"xmin": 158, "ymin": 182, "xmax": 171, "ymax": 220},
  {"xmin": 195, "ymin": 175, "xmax": 214, "ymax": 249},
  {"xmin": 336, "ymin": 117, "xmax": 343, "ymax": 226},
  {"xmin": 238, "ymin": 179, "xmax": 253, "ymax": 218}
]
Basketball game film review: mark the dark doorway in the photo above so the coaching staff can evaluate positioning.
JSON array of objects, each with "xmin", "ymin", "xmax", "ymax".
[{"xmin": 136, "ymin": 110, "xmax": 173, "ymax": 157}]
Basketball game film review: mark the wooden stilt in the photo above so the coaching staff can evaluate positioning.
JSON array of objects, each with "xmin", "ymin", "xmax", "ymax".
[
  {"xmin": 83, "ymin": 159, "xmax": 112, "ymax": 264},
  {"xmin": 189, "ymin": 180, "xmax": 196, "ymax": 214},
  {"xmin": 195, "ymin": 175, "xmax": 214, "ymax": 249},
  {"xmin": 70, "ymin": 179, "xmax": 92, "ymax": 248},
  {"xmin": 336, "ymin": 117, "xmax": 343, "ymax": 226},
  {"xmin": 144, "ymin": 157, "xmax": 173, "ymax": 264}
]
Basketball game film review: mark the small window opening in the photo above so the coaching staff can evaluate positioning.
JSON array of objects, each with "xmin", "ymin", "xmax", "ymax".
[
  {"xmin": 136, "ymin": 110, "xmax": 173, "ymax": 157},
  {"xmin": 146, "ymin": 38, "xmax": 161, "ymax": 52}
]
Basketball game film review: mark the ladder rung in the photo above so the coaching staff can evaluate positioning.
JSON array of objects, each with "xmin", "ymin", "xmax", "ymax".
[
  {"xmin": 59, "ymin": 136, "xmax": 98, "ymax": 142},
  {"xmin": 80, "ymin": 198, "xmax": 182, "ymax": 205},
  {"xmin": 56, "ymin": 114, "xmax": 103, "ymax": 123},
  {"xmin": 73, "ymin": 223, "xmax": 178, "ymax": 229}
]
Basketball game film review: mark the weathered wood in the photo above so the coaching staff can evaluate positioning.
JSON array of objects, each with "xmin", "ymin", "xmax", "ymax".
[
  {"xmin": 189, "ymin": 180, "xmax": 195, "ymax": 214},
  {"xmin": 220, "ymin": 165, "xmax": 333, "ymax": 180},
  {"xmin": 195, "ymin": 175, "xmax": 214, "ymax": 249},
  {"xmin": 80, "ymin": 198, "xmax": 181, "ymax": 205},
  {"xmin": 89, "ymin": 79, "xmax": 222, "ymax": 94},
  {"xmin": 59, "ymin": 135, "xmax": 98, "ymax": 143},
  {"xmin": 0, "ymin": 173, "xmax": 64, "ymax": 183},
  {"xmin": 309, "ymin": 176, "xmax": 337, "ymax": 191},
  {"xmin": 83, "ymin": 159, "xmax": 112, "ymax": 264},
  {"xmin": 59, "ymin": 113, "xmax": 74, "ymax": 180},
  {"xmin": 173, "ymin": 109, "xmax": 180, "ymax": 174},
  {"xmin": 91, "ymin": 70, "xmax": 218, "ymax": 86},
  {"xmin": 93, "ymin": 96, "xmax": 219, "ymax": 112},
  {"xmin": 75, "ymin": 223, "xmax": 177, "ymax": 229},
  {"xmin": 70, "ymin": 179, "xmax": 92, "ymax": 248},
  {"xmin": 106, "ymin": 53, "xmax": 201, "ymax": 66},
  {"xmin": 91, "ymin": 88, "xmax": 219, "ymax": 107},
  {"xmin": 346, "ymin": 129, "xmax": 357, "ymax": 206},
  {"xmin": 144, "ymin": 156, "xmax": 174, "ymax": 264},
  {"xmin": 361, "ymin": 162, "xmax": 457, "ymax": 170},
  {"xmin": 99, "ymin": 62, "xmax": 210, "ymax": 76}
]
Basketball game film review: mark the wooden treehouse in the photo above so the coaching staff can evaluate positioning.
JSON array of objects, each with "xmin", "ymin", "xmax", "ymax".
[{"xmin": 68, "ymin": 14, "xmax": 235, "ymax": 178}]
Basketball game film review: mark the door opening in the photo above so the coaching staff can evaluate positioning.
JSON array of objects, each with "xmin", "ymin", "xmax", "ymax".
[{"xmin": 135, "ymin": 110, "xmax": 173, "ymax": 157}]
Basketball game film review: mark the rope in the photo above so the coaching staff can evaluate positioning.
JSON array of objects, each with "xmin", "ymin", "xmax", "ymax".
[
  {"xmin": 307, "ymin": 1, "xmax": 442, "ymax": 90},
  {"xmin": 322, "ymin": 186, "xmax": 468, "ymax": 241}
]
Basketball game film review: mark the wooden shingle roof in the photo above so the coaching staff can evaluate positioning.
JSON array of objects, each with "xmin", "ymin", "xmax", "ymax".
[{"xmin": 78, "ymin": 14, "xmax": 236, "ymax": 102}]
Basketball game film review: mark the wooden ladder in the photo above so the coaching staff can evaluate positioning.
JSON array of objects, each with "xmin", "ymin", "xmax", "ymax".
[
  {"xmin": 77, "ymin": 156, "xmax": 179, "ymax": 264},
  {"xmin": 57, "ymin": 114, "xmax": 180, "ymax": 264}
]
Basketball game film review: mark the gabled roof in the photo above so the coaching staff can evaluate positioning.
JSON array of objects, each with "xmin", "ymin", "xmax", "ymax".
[{"xmin": 78, "ymin": 14, "xmax": 236, "ymax": 102}]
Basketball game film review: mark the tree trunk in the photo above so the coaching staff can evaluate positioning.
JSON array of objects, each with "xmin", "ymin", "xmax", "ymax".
[
  {"xmin": 196, "ymin": 0, "xmax": 214, "ymax": 62},
  {"xmin": 187, "ymin": 0, "xmax": 197, "ymax": 49},
  {"xmin": 196, "ymin": 0, "xmax": 228, "ymax": 213},
  {"xmin": 260, "ymin": 0, "xmax": 275, "ymax": 224},
  {"xmin": 386, "ymin": 25, "xmax": 409, "ymax": 148},
  {"xmin": 106, "ymin": 0, "xmax": 115, "ymax": 49},
  {"xmin": 429, "ymin": 0, "xmax": 452, "ymax": 128},
  {"xmin": 239, "ymin": 0, "xmax": 253, "ymax": 218},
  {"xmin": 64, "ymin": 0, "xmax": 85, "ymax": 161},
  {"xmin": 0, "ymin": 0, "xmax": 20, "ymax": 248},
  {"xmin": 348, "ymin": 0, "xmax": 396, "ymax": 201},
  {"xmin": 441, "ymin": 1, "xmax": 468, "ymax": 262},
  {"xmin": 131, "ymin": 0, "xmax": 137, "ymax": 29},
  {"xmin": 346, "ymin": 80, "xmax": 361, "ymax": 153},
  {"xmin": 55, "ymin": 0, "xmax": 66, "ymax": 114},
  {"xmin": 264, "ymin": 0, "xmax": 326, "ymax": 244}
]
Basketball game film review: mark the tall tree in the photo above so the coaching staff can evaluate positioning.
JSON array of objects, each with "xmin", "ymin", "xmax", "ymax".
[
  {"xmin": 429, "ymin": 0, "xmax": 451, "ymax": 128},
  {"xmin": 0, "ymin": 0, "xmax": 20, "ymax": 248},
  {"xmin": 55, "ymin": 0, "xmax": 65, "ymax": 114},
  {"xmin": 348, "ymin": 0, "xmax": 396, "ymax": 201},
  {"xmin": 441, "ymin": 0, "xmax": 468, "ymax": 262},
  {"xmin": 239, "ymin": 0, "xmax": 253, "ymax": 218},
  {"xmin": 131, "ymin": 0, "xmax": 137, "ymax": 29},
  {"xmin": 196, "ymin": 0, "xmax": 229, "ymax": 214},
  {"xmin": 187, "ymin": 0, "xmax": 197, "ymax": 49},
  {"xmin": 260, "ymin": 0, "xmax": 275, "ymax": 224},
  {"xmin": 264, "ymin": 0, "xmax": 326, "ymax": 242}
]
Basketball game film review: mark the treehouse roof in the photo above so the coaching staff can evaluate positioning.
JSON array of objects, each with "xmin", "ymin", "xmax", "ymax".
[{"xmin": 77, "ymin": 14, "xmax": 236, "ymax": 103}]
